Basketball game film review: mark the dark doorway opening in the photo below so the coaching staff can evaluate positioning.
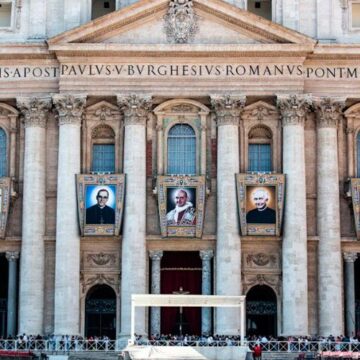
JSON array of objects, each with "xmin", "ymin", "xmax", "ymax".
[
  {"xmin": 0, "ymin": 254, "xmax": 8, "ymax": 338},
  {"xmin": 160, "ymin": 251, "xmax": 202, "ymax": 336},
  {"xmin": 246, "ymin": 285, "xmax": 277, "ymax": 336},
  {"xmin": 355, "ymin": 256, "xmax": 360, "ymax": 335},
  {"xmin": 85, "ymin": 285, "xmax": 116, "ymax": 339}
]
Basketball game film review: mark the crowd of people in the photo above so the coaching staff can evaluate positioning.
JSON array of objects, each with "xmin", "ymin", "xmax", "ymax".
[{"xmin": 1, "ymin": 333, "xmax": 360, "ymax": 351}]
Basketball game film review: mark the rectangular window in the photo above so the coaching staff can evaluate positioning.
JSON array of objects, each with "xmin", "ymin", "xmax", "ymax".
[
  {"xmin": 0, "ymin": 2, "xmax": 12, "ymax": 27},
  {"xmin": 352, "ymin": 3, "xmax": 360, "ymax": 28},
  {"xmin": 248, "ymin": 144, "xmax": 272, "ymax": 172},
  {"xmin": 92, "ymin": 144, "xmax": 115, "ymax": 173}
]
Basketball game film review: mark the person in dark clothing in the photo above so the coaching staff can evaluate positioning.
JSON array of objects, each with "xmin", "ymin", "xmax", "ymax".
[
  {"xmin": 86, "ymin": 188, "xmax": 115, "ymax": 224},
  {"xmin": 246, "ymin": 188, "xmax": 276, "ymax": 224}
]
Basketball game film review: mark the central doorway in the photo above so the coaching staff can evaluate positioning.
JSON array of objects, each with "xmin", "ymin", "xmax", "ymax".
[
  {"xmin": 246, "ymin": 285, "xmax": 277, "ymax": 336},
  {"xmin": 85, "ymin": 284, "xmax": 116, "ymax": 339},
  {"xmin": 160, "ymin": 251, "xmax": 202, "ymax": 335}
]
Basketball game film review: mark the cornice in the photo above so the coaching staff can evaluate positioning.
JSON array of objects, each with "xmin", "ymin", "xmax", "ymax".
[{"xmin": 0, "ymin": 43, "xmax": 54, "ymax": 60}]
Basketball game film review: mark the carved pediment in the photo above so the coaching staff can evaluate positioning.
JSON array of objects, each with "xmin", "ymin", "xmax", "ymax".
[{"xmin": 48, "ymin": 0, "xmax": 315, "ymax": 54}]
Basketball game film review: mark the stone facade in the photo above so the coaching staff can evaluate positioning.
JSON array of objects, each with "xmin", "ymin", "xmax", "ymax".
[{"xmin": 0, "ymin": 0, "xmax": 359, "ymax": 339}]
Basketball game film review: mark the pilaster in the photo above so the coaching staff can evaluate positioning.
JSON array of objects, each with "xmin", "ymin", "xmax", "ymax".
[
  {"xmin": 149, "ymin": 250, "xmax": 163, "ymax": 336},
  {"xmin": 6, "ymin": 251, "xmax": 19, "ymax": 337},
  {"xmin": 314, "ymin": 97, "xmax": 345, "ymax": 336},
  {"xmin": 211, "ymin": 94, "xmax": 245, "ymax": 335},
  {"xmin": 17, "ymin": 97, "xmax": 51, "ymax": 334},
  {"xmin": 343, "ymin": 252, "xmax": 358, "ymax": 337},
  {"xmin": 200, "ymin": 250, "xmax": 213, "ymax": 335},
  {"xmin": 277, "ymin": 94, "xmax": 311, "ymax": 335},
  {"xmin": 53, "ymin": 94, "xmax": 87, "ymax": 335},
  {"xmin": 117, "ymin": 94, "xmax": 152, "ymax": 337}
]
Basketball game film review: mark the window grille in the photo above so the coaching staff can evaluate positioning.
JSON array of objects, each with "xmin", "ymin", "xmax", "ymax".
[
  {"xmin": 248, "ymin": 144, "xmax": 272, "ymax": 172},
  {"xmin": 92, "ymin": 144, "xmax": 115, "ymax": 173},
  {"xmin": 167, "ymin": 124, "xmax": 196, "ymax": 175},
  {"xmin": 0, "ymin": 129, "xmax": 7, "ymax": 177}
]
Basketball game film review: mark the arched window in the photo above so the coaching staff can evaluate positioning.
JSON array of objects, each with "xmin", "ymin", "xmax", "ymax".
[
  {"xmin": 248, "ymin": 125, "xmax": 272, "ymax": 172},
  {"xmin": 167, "ymin": 124, "xmax": 196, "ymax": 175},
  {"xmin": 91, "ymin": 0, "xmax": 116, "ymax": 20},
  {"xmin": 247, "ymin": 0, "xmax": 272, "ymax": 20},
  {"xmin": 91, "ymin": 125, "xmax": 115, "ymax": 173},
  {"xmin": 0, "ymin": 128, "xmax": 7, "ymax": 177}
]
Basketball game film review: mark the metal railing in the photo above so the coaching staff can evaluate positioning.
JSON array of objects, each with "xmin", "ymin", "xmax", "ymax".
[{"xmin": 0, "ymin": 340, "xmax": 360, "ymax": 352}]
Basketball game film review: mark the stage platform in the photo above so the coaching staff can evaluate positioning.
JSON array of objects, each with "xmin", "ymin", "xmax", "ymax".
[{"xmin": 123, "ymin": 345, "xmax": 250, "ymax": 360}]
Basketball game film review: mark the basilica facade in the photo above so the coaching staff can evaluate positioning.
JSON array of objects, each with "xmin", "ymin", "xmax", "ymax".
[{"xmin": 1, "ymin": 0, "xmax": 360, "ymax": 340}]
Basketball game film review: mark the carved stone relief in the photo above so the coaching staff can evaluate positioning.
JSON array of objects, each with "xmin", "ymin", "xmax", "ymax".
[
  {"xmin": 243, "ymin": 273, "xmax": 281, "ymax": 296},
  {"xmin": 83, "ymin": 251, "xmax": 119, "ymax": 269},
  {"xmin": 164, "ymin": 0, "xmax": 199, "ymax": 44},
  {"xmin": 81, "ymin": 273, "xmax": 120, "ymax": 295},
  {"xmin": 246, "ymin": 253, "xmax": 277, "ymax": 267}
]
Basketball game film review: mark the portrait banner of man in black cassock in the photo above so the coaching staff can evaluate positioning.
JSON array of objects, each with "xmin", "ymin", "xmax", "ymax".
[
  {"xmin": 85, "ymin": 185, "xmax": 116, "ymax": 225},
  {"xmin": 76, "ymin": 174, "xmax": 125, "ymax": 236},
  {"xmin": 246, "ymin": 186, "xmax": 276, "ymax": 224},
  {"xmin": 236, "ymin": 173, "xmax": 285, "ymax": 236}
]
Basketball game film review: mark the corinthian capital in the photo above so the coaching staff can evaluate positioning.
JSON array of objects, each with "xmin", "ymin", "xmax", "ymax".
[
  {"xmin": 200, "ymin": 250, "xmax": 214, "ymax": 261},
  {"xmin": 17, "ymin": 97, "xmax": 52, "ymax": 128},
  {"xmin": 277, "ymin": 94, "xmax": 312, "ymax": 127},
  {"xmin": 149, "ymin": 250, "xmax": 163, "ymax": 261},
  {"xmin": 6, "ymin": 251, "xmax": 19, "ymax": 262},
  {"xmin": 211, "ymin": 95, "xmax": 246, "ymax": 126},
  {"xmin": 53, "ymin": 94, "xmax": 87, "ymax": 126},
  {"xmin": 314, "ymin": 97, "xmax": 346, "ymax": 129},
  {"xmin": 343, "ymin": 252, "xmax": 358, "ymax": 263},
  {"xmin": 117, "ymin": 94, "xmax": 152, "ymax": 126}
]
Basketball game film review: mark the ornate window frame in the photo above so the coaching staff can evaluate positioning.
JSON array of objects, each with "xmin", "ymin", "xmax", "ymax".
[
  {"xmin": 154, "ymin": 99, "xmax": 210, "ymax": 176},
  {"xmin": 82, "ymin": 101, "xmax": 123, "ymax": 174},
  {"xmin": 344, "ymin": 103, "xmax": 360, "ymax": 177},
  {"xmin": 0, "ymin": 103, "xmax": 18, "ymax": 182},
  {"xmin": 241, "ymin": 101, "xmax": 280, "ymax": 173}
]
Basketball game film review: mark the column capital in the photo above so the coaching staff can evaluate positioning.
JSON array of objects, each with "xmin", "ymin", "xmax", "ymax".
[
  {"xmin": 149, "ymin": 250, "xmax": 163, "ymax": 261},
  {"xmin": 117, "ymin": 94, "xmax": 152, "ymax": 126},
  {"xmin": 17, "ymin": 97, "xmax": 52, "ymax": 128},
  {"xmin": 277, "ymin": 94, "xmax": 312, "ymax": 126},
  {"xmin": 52, "ymin": 94, "xmax": 87, "ymax": 126},
  {"xmin": 314, "ymin": 97, "xmax": 346, "ymax": 129},
  {"xmin": 211, "ymin": 95, "xmax": 246, "ymax": 126},
  {"xmin": 200, "ymin": 249, "xmax": 214, "ymax": 261},
  {"xmin": 6, "ymin": 251, "xmax": 19, "ymax": 262},
  {"xmin": 343, "ymin": 252, "xmax": 358, "ymax": 263}
]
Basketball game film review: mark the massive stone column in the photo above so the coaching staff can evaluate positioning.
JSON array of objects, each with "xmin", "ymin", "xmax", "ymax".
[
  {"xmin": 211, "ymin": 95, "xmax": 245, "ymax": 335},
  {"xmin": 277, "ymin": 95, "xmax": 311, "ymax": 335},
  {"xmin": 53, "ymin": 94, "xmax": 87, "ymax": 335},
  {"xmin": 149, "ymin": 250, "xmax": 163, "ymax": 336},
  {"xmin": 343, "ymin": 252, "xmax": 358, "ymax": 337},
  {"xmin": 117, "ymin": 94, "xmax": 152, "ymax": 338},
  {"xmin": 314, "ymin": 97, "xmax": 345, "ymax": 336},
  {"xmin": 200, "ymin": 250, "xmax": 213, "ymax": 335},
  {"xmin": 17, "ymin": 97, "xmax": 52, "ymax": 334},
  {"xmin": 6, "ymin": 251, "xmax": 19, "ymax": 337}
]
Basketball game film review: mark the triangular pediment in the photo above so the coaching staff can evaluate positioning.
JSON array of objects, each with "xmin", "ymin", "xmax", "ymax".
[{"xmin": 49, "ymin": 0, "xmax": 315, "ymax": 52}]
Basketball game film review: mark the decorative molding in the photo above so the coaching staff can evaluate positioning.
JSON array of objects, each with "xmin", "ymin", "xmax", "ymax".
[
  {"xmin": 164, "ymin": 0, "xmax": 198, "ymax": 44},
  {"xmin": 247, "ymin": 253, "xmax": 277, "ymax": 267},
  {"xmin": 15, "ymin": 0, "xmax": 22, "ymax": 30},
  {"xmin": 53, "ymin": 94, "xmax": 87, "ymax": 126},
  {"xmin": 211, "ymin": 95, "xmax": 246, "ymax": 126},
  {"xmin": 314, "ymin": 97, "xmax": 346, "ymax": 128},
  {"xmin": 86, "ymin": 101, "xmax": 120, "ymax": 122},
  {"xmin": 200, "ymin": 249, "xmax": 214, "ymax": 261},
  {"xmin": 149, "ymin": 250, "xmax": 163, "ymax": 261},
  {"xmin": 277, "ymin": 94, "xmax": 312, "ymax": 127},
  {"xmin": 244, "ymin": 101, "xmax": 277, "ymax": 123},
  {"xmin": 6, "ymin": 251, "xmax": 19, "ymax": 262},
  {"xmin": 91, "ymin": 124, "xmax": 115, "ymax": 139},
  {"xmin": 87, "ymin": 252, "xmax": 116, "ymax": 266},
  {"xmin": 17, "ymin": 97, "xmax": 52, "ymax": 128},
  {"xmin": 343, "ymin": 252, "xmax": 358, "ymax": 263},
  {"xmin": 82, "ymin": 273, "xmax": 119, "ymax": 294},
  {"xmin": 243, "ymin": 273, "xmax": 280, "ymax": 295},
  {"xmin": 117, "ymin": 94, "xmax": 152, "ymax": 126}
]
